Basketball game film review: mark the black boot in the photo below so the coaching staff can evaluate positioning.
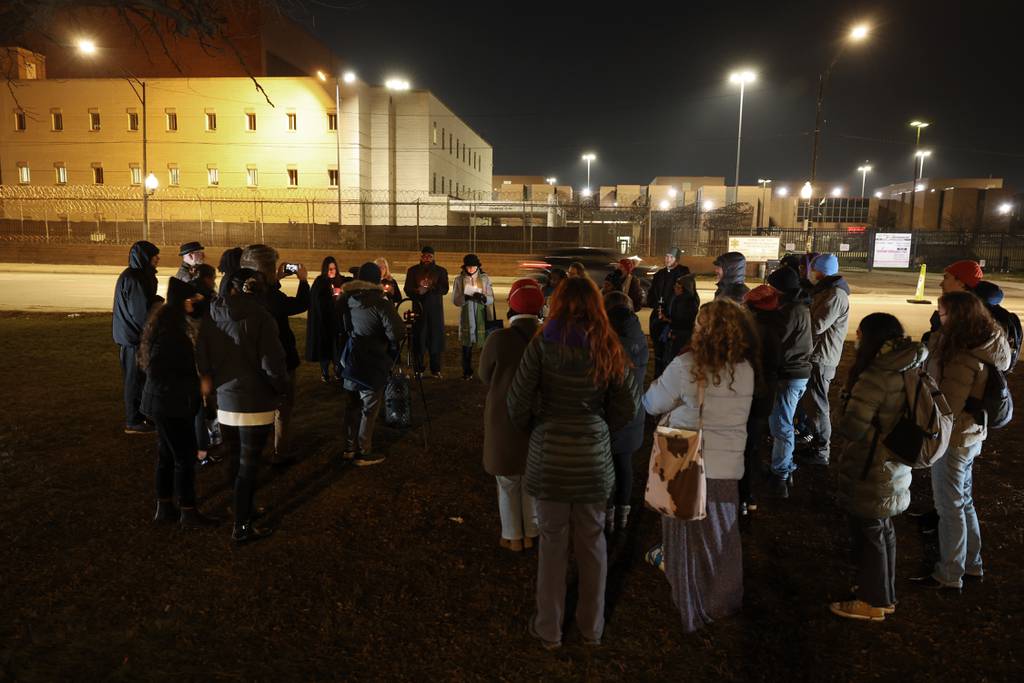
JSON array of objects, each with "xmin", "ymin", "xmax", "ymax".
[
  {"xmin": 232, "ymin": 521, "xmax": 274, "ymax": 545},
  {"xmin": 153, "ymin": 498, "xmax": 179, "ymax": 523},
  {"xmin": 179, "ymin": 506, "xmax": 221, "ymax": 528}
]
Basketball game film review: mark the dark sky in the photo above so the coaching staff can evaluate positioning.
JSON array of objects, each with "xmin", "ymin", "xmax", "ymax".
[{"xmin": 310, "ymin": 0, "xmax": 1022, "ymax": 193}]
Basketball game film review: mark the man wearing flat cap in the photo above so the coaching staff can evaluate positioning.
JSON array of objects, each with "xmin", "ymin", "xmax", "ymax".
[
  {"xmin": 174, "ymin": 241, "xmax": 206, "ymax": 284},
  {"xmin": 404, "ymin": 246, "xmax": 450, "ymax": 378}
]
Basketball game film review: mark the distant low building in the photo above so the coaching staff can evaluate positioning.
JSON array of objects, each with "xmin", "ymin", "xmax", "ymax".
[{"xmin": 871, "ymin": 178, "xmax": 1018, "ymax": 232}]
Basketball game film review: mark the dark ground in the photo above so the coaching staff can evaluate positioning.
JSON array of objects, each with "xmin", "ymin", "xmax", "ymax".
[{"xmin": 1, "ymin": 312, "xmax": 1022, "ymax": 681}]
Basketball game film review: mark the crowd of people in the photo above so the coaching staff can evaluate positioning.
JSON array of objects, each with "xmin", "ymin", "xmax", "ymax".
[{"xmin": 111, "ymin": 239, "xmax": 1018, "ymax": 642}]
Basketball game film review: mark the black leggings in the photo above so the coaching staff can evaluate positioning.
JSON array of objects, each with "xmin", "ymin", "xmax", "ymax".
[
  {"xmin": 153, "ymin": 415, "xmax": 198, "ymax": 506},
  {"xmin": 611, "ymin": 448, "xmax": 633, "ymax": 507},
  {"xmin": 221, "ymin": 424, "xmax": 273, "ymax": 524}
]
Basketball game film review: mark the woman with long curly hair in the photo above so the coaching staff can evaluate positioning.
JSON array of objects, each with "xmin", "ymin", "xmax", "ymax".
[
  {"xmin": 507, "ymin": 276, "xmax": 640, "ymax": 649},
  {"xmin": 911, "ymin": 291, "xmax": 1010, "ymax": 590},
  {"xmin": 642, "ymin": 298, "xmax": 755, "ymax": 633}
]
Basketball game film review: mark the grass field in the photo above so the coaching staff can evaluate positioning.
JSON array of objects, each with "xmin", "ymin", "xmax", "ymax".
[{"xmin": 1, "ymin": 311, "xmax": 1022, "ymax": 681}]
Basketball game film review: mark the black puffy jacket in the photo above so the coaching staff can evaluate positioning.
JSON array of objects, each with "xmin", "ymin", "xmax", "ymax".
[
  {"xmin": 113, "ymin": 241, "xmax": 160, "ymax": 346},
  {"xmin": 607, "ymin": 305, "xmax": 649, "ymax": 455},
  {"xmin": 337, "ymin": 280, "xmax": 407, "ymax": 391},
  {"xmin": 776, "ymin": 291, "xmax": 812, "ymax": 380}
]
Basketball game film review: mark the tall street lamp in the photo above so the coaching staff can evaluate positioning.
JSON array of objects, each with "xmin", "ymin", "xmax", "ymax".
[
  {"xmin": 581, "ymin": 152, "xmax": 596, "ymax": 193},
  {"xmin": 857, "ymin": 163, "xmax": 872, "ymax": 197},
  {"xmin": 78, "ymin": 38, "xmax": 152, "ymax": 239},
  {"xmin": 915, "ymin": 150, "xmax": 932, "ymax": 180},
  {"xmin": 907, "ymin": 120, "xmax": 929, "ymax": 229},
  {"xmin": 808, "ymin": 23, "xmax": 871, "ymax": 189},
  {"xmin": 318, "ymin": 69, "xmax": 358, "ymax": 225},
  {"xmin": 800, "ymin": 181, "xmax": 813, "ymax": 230},
  {"xmin": 757, "ymin": 178, "xmax": 772, "ymax": 226},
  {"xmin": 729, "ymin": 70, "xmax": 756, "ymax": 194}
]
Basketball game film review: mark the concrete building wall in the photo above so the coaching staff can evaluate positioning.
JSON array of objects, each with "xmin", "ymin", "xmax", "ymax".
[{"xmin": 428, "ymin": 95, "xmax": 491, "ymax": 201}]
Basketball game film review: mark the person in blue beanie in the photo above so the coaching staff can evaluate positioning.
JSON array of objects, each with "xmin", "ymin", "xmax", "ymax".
[{"xmin": 797, "ymin": 253, "xmax": 850, "ymax": 466}]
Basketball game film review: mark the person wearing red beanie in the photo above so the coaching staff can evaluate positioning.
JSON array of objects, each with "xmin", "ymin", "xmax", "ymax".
[
  {"xmin": 478, "ymin": 278, "xmax": 544, "ymax": 553},
  {"xmin": 943, "ymin": 260, "xmax": 984, "ymax": 292}
]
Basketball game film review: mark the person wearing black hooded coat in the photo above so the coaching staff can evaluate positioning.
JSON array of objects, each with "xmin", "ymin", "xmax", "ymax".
[
  {"xmin": 713, "ymin": 251, "xmax": 750, "ymax": 303},
  {"xmin": 647, "ymin": 248, "xmax": 691, "ymax": 376},
  {"xmin": 307, "ymin": 256, "xmax": 343, "ymax": 382},
  {"xmin": 604, "ymin": 291, "xmax": 649, "ymax": 533},
  {"xmin": 139, "ymin": 277, "xmax": 219, "ymax": 528},
  {"xmin": 113, "ymin": 240, "xmax": 162, "ymax": 433}
]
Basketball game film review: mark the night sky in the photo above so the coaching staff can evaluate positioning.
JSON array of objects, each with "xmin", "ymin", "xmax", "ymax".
[{"xmin": 312, "ymin": 0, "xmax": 1021, "ymax": 193}]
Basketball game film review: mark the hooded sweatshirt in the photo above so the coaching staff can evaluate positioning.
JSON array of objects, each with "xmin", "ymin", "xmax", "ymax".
[
  {"xmin": 113, "ymin": 241, "xmax": 161, "ymax": 347},
  {"xmin": 808, "ymin": 274, "xmax": 851, "ymax": 367},
  {"xmin": 714, "ymin": 252, "xmax": 750, "ymax": 303},
  {"xmin": 607, "ymin": 305, "xmax": 649, "ymax": 455},
  {"xmin": 196, "ymin": 294, "xmax": 289, "ymax": 415},
  {"xmin": 767, "ymin": 269, "xmax": 812, "ymax": 380}
]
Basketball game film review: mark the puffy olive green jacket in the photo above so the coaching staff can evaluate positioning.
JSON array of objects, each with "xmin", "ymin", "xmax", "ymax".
[
  {"xmin": 835, "ymin": 340, "xmax": 926, "ymax": 519},
  {"xmin": 507, "ymin": 334, "xmax": 640, "ymax": 504}
]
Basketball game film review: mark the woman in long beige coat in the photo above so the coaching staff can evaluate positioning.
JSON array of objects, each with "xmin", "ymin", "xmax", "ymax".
[{"xmin": 478, "ymin": 279, "xmax": 544, "ymax": 551}]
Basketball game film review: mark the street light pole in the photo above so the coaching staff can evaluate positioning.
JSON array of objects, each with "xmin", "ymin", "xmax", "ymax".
[
  {"xmin": 908, "ymin": 121, "xmax": 929, "ymax": 230},
  {"xmin": 809, "ymin": 24, "xmax": 870, "ymax": 188},
  {"xmin": 335, "ymin": 79, "xmax": 342, "ymax": 225},
  {"xmin": 729, "ymin": 70, "xmax": 756, "ymax": 196},
  {"xmin": 581, "ymin": 153, "xmax": 596, "ymax": 192},
  {"xmin": 857, "ymin": 163, "xmax": 872, "ymax": 198}
]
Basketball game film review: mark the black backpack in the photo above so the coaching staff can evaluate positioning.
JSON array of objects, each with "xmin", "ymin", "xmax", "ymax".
[{"xmin": 977, "ymin": 364, "xmax": 1014, "ymax": 430}]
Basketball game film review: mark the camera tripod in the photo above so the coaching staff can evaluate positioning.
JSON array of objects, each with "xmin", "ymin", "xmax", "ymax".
[{"xmin": 393, "ymin": 298, "xmax": 431, "ymax": 449}]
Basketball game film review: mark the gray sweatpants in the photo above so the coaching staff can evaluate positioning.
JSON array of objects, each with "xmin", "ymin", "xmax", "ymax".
[{"xmin": 534, "ymin": 500, "xmax": 607, "ymax": 644}]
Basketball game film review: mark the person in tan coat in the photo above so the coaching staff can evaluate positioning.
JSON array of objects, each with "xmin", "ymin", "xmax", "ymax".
[
  {"xmin": 479, "ymin": 279, "xmax": 545, "ymax": 552},
  {"xmin": 912, "ymin": 291, "xmax": 1011, "ymax": 590}
]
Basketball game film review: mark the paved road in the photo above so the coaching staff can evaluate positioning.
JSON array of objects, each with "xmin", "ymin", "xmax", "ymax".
[{"xmin": 2, "ymin": 264, "xmax": 1020, "ymax": 340}]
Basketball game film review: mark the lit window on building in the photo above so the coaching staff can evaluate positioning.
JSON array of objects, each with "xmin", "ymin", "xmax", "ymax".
[
  {"xmin": 246, "ymin": 113, "xmax": 257, "ymax": 131},
  {"xmin": 206, "ymin": 112, "xmax": 217, "ymax": 131},
  {"xmin": 17, "ymin": 164, "xmax": 30, "ymax": 184},
  {"xmin": 128, "ymin": 111, "xmax": 139, "ymax": 131},
  {"xmin": 14, "ymin": 111, "xmax": 26, "ymax": 131},
  {"xmin": 93, "ymin": 166, "xmax": 104, "ymax": 184},
  {"xmin": 328, "ymin": 169, "xmax": 339, "ymax": 187},
  {"xmin": 51, "ymin": 111, "xmax": 63, "ymax": 131},
  {"xmin": 246, "ymin": 168, "xmax": 258, "ymax": 187},
  {"xmin": 25, "ymin": 62, "xmax": 37, "ymax": 79},
  {"xmin": 168, "ymin": 166, "xmax": 180, "ymax": 186},
  {"xmin": 207, "ymin": 167, "xmax": 219, "ymax": 186},
  {"xmin": 90, "ymin": 111, "xmax": 101, "ymax": 131},
  {"xmin": 55, "ymin": 165, "xmax": 67, "ymax": 184},
  {"xmin": 328, "ymin": 112, "xmax": 337, "ymax": 131},
  {"xmin": 130, "ymin": 165, "xmax": 142, "ymax": 185},
  {"xmin": 287, "ymin": 168, "xmax": 299, "ymax": 187},
  {"xmin": 166, "ymin": 111, "xmax": 178, "ymax": 131},
  {"xmin": 796, "ymin": 197, "xmax": 870, "ymax": 224},
  {"xmin": 287, "ymin": 113, "xmax": 297, "ymax": 131}
]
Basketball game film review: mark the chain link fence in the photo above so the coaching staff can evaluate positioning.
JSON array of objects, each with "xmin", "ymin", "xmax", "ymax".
[{"xmin": 2, "ymin": 186, "xmax": 1022, "ymax": 270}]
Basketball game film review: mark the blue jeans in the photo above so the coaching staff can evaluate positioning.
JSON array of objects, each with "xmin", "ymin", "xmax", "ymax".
[
  {"xmin": 931, "ymin": 442, "xmax": 984, "ymax": 587},
  {"xmin": 769, "ymin": 378, "xmax": 808, "ymax": 477}
]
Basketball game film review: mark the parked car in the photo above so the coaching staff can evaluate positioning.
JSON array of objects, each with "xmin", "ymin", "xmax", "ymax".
[{"xmin": 519, "ymin": 247, "xmax": 654, "ymax": 306}]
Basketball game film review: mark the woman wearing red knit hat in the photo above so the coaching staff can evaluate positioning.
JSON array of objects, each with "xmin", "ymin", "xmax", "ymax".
[{"xmin": 479, "ymin": 279, "xmax": 545, "ymax": 552}]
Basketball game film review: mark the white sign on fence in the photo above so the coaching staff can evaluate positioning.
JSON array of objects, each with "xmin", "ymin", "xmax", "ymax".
[
  {"xmin": 872, "ymin": 232, "xmax": 913, "ymax": 269},
  {"xmin": 727, "ymin": 235, "xmax": 780, "ymax": 262},
  {"xmin": 784, "ymin": 242, "xmax": 796, "ymax": 251},
  {"xmin": 839, "ymin": 243, "xmax": 851, "ymax": 252}
]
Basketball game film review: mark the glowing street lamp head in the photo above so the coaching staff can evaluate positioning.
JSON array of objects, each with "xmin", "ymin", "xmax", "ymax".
[
  {"xmin": 857, "ymin": 164, "xmax": 872, "ymax": 173},
  {"xmin": 385, "ymin": 78, "xmax": 410, "ymax": 91},
  {"xmin": 316, "ymin": 70, "xmax": 327, "ymax": 82},
  {"xmin": 702, "ymin": 199, "xmax": 715, "ymax": 211},
  {"xmin": 581, "ymin": 153, "xmax": 596, "ymax": 162},
  {"xmin": 659, "ymin": 200, "xmax": 670, "ymax": 210},
  {"xmin": 831, "ymin": 187, "xmax": 843, "ymax": 197},
  {"xmin": 874, "ymin": 191, "xmax": 883, "ymax": 198},
  {"xmin": 545, "ymin": 177, "xmax": 557, "ymax": 185},
  {"xmin": 998, "ymin": 202, "xmax": 1014, "ymax": 215},
  {"xmin": 581, "ymin": 187, "xmax": 592, "ymax": 197},
  {"xmin": 342, "ymin": 71, "xmax": 357, "ymax": 84},
  {"xmin": 668, "ymin": 187, "xmax": 678, "ymax": 198},
  {"xmin": 777, "ymin": 187, "xmax": 789, "ymax": 197},
  {"xmin": 849, "ymin": 24, "xmax": 870, "ymax": 41},
  {"xmin": 77, "ymin": 38, "xmax": 98, "ymax": 55},
  {"xmin": 915, "ymin": 183, "xmax": 926, "ymax": 191},
  {"xmin": 800, "ymin": 182, "xmax": 813, "ymax": 199},
  {"xmin": 144, "ymin": 173, "xmax": 159, "ymax": 192},
  {"xmin": 915, "ymin": 150, "xmax": 932, "ymax": 158},
  {"xmin": 729, "ymin": 70, "xmax": 756, "ymax": 84},
  {"xmin": 910, "ymin": 120, "xmax": 930, "ymax": 129}
]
